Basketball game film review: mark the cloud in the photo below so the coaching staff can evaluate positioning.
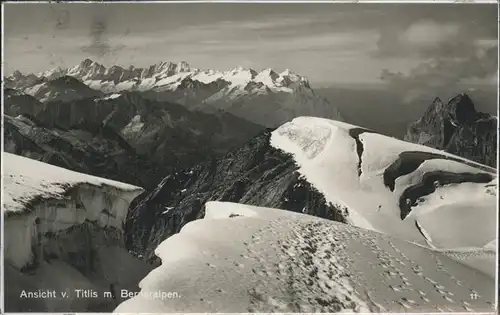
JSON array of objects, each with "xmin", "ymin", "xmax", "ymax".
[
  {"xmin": 378, "ymin": 18, "xmax": 497, "ymax": 102},
  {"xmin": 404, "ymin": 20, "xmax": 459, "ymax": 47},
  {"xmin": 380, "ymin": 45, "xmax": 497, "ymax": 102},
  {"xmin": 374, "ymin": 19, "xmax": 480, "ymax": 59},
  {"xmin": 211, "ymin": 17, "xmax": 317, "ymax": 32}
]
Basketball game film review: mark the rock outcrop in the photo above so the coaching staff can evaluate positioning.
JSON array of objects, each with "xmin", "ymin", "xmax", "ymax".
[{"xmin": 405, "ymin": 93, "xmax": 497, "ymax": 167}]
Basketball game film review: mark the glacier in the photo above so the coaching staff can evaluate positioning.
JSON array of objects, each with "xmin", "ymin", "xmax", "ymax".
[
  {"xmin": 114, "ymin": 201, "xmax": 495, "ymax": 313},
  {"xmin": 3, "ymin": 153, "xmax": 152, "ymax": 312}
]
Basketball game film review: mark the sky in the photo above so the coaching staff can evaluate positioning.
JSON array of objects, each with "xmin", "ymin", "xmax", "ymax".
[{"xmin": 3, "ymin": 3, "xmax": 498, "ymax": 89}]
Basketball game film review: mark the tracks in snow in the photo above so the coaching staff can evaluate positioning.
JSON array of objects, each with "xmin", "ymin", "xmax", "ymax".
[{"xmin": 240, "ymin": 217, "xmax": 494, "ymax": 313}]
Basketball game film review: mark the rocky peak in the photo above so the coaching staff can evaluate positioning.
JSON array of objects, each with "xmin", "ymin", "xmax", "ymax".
[
  {"xmin": 11, "ymin": 70, "xmax": 24, "ymax": 79},
  {"xmin": 80, "ymin": 58, "xmax": 96, "ymax": 68},
  {"xmin": 431, "ymin": 97, "xmax": 444, "ymax": 109},
  {"xmin": 444, "ymin": 93, "xmax": 477, "ymax": 125},
  {"xmin": 39, "ymin": 66, "xmax": 65, "ymax": 80},
  {"xmin": 404, "ymin": 92, "xmax": 497, "ymax": 167},
  {"xmin": 152, "ymin": 61, "xmax": 175, "ymax": 74},
  {"xmin": 176, "ymin": 61, "xmax": 191, "ymax": 73},
  {"xmin": 227, "ymin": 66, "xmax": 257, "ymax": 77},
  {"xmin": 420, "ymin": 97, "xmax": 444, "ymax": 123},
  {"xmin": 68, "ymin": 59, "xmax": 106, "ymax": 79},
  {"xmin": 76, "ymin": 58, "xmax": 104, "ymax": 72},
  {"xmin": 260, "ymin": 68, "xmax": 279, "ymax": 80},
  {"xmin": 278, "ymin": 69, "xmax": 302, "ymax": 85}
]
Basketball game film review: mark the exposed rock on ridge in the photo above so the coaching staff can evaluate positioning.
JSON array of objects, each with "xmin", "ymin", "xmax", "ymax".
[{"xmin": 405, "ymin": 93, "xmax": 497, "ymax": 167}]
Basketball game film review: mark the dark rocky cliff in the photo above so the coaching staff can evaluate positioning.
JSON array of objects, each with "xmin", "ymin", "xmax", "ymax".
[{"xmin": 405, "ymin": 93, "xmax": 497, "ymax": 168}]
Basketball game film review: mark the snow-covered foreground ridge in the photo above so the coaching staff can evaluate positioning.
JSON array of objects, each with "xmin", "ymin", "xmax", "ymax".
[
  {"xmin": 3, "ymin": 152, "xmax": 143, "ymax": 269},
  {"xmin": 270, "ymin": 117, "xmax": 497, "ymax": 252},
  {"xmin": 115, "ymin": 201, "xmax": 495, "ymax": 313}
]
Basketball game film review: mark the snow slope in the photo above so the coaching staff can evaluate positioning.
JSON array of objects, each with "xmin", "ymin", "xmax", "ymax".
[
  {"xmin": 270, "ymin": 117, "xmax": 497, "ymax": 252},
  {"xmin": 115, "ymin": 201, "xmax": 495, "ymax": 313}
]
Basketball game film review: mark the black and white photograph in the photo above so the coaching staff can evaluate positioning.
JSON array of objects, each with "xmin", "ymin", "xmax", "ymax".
[{"xmin": 2, "ymin": 1, "xmax": 498, "ymax": 313}]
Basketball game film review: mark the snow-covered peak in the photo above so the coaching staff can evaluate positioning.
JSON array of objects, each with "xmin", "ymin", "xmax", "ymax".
[
  {"xmin": 67, "ymin": 58, "xmax": 106, "ymax": 80},
  {"xmin": 228, "ymin": 65, "xmax": 255, "ymax": 73},
  {"xmin": 259, "ymin": 68, "xmax": 279, "ymax": 78},
  {"xmin": 280, "ymin": 68, "xmax": 293, "ymax": 76},
  {"xmin": 270, "ymin": 116, "xmax": 496, "ymax": 250},
  {"xmin": 9, "ymin": 60, "xmax": 324, "ymax": 116},
  {"xmin": 254, "ymin": 68, "xmax": 279, "ymax": 87},
  {"xmin": 155, "ymin": 61, "xmax": 175, "ymax": 71},
  {"xmin": 278, "ymin": 68, "xmax": 304, "ymax": 84},
  {"xmin": 13, "ymin": 59, "xmax": 313, "ymax": 94},
  {"xmin": 221, "ymin": 67, "xmax": 257, "ymax": 86},
  {"xmin": 155, "ymin": 60, "xmax": 191, "ymax": 73},
  {"xmin": 6, "ymin": 71, "xmax": 43, "ymax": 90},
  {"xmin": 37, "ymin": 66, "xmax": 65, "ymax": 80},
  {"xmin": 77, "ymin": 58, "xmax": 103, "ymax": 71},
  {"xmin": 6, "ymin": 70, "xmax": 38, "ymax": 82},
  {"xmin": 144, "ymin": 61, "xmax": 192, "ymax": 78},
  {"xmin": 81, "ymin": 58, "xmax": 97, "ymax": 68}
]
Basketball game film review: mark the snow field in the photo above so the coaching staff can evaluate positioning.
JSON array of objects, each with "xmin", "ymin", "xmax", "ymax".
[{"xmin": 115, "ymin": 201, "xmax": 495, "ymax": 313}]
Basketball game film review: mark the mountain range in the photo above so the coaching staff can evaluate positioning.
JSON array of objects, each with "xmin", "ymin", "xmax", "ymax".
[
  {"xmin": 4, "ymin": 59, "xmax": 346, "ymax": 190},
  {"xmin": 6, "ymin": 59, "xmax": 343, "ymax": 127}
]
